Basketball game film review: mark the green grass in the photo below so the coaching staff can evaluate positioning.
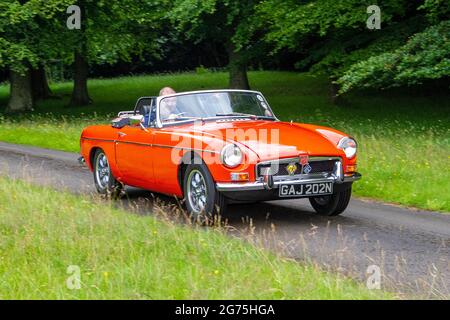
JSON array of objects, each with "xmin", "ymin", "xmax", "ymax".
[
  {"xmin": 0, "ymin": 71, "xmax": 449, "ymax": 211},
  {"xmin": 0, "ymin": 177, "xmax": 389, "ymax": 299}
]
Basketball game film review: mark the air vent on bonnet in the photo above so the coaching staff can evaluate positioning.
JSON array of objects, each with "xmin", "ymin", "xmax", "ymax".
[{"xmin": 216, "ymin": 118, "xmax": 252, "ymax": 123}]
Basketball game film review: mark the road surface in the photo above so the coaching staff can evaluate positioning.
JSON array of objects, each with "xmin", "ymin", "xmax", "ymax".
[{"xmin": 0, "ymin": 141, "xmax": 448, "ymax": 298}]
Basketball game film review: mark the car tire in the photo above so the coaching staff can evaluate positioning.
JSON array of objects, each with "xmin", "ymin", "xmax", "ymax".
[
  {"xmin": 93, "ymin": 149, "xmax": 123, "ymax": 198},
  {"xmin": 183, "ymin": 163, "xmax": 227, "ymax": 223},
  {"xmin": 309, "ymin": 185, "xmax": 352, "ymax": 216}
]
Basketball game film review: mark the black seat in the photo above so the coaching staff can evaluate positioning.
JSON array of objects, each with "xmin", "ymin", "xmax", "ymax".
[{"xmin": 135, "ymin": 97, "xmax": 155, "ymax": 127}]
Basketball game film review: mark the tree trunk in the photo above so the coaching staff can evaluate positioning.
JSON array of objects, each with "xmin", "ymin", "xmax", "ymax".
[
  {"xmin": 227, "ymin": 42, "xmax": 250, "ymax": 90},
  {"xmin": 329, "ymin": 80, "xmax": 343, "ymax": 105},
  {"xmin": 31, "ymin": 65, "xmax": 52, "ymax": 101},
  {"xmin": 70, "ymin": 50, "xmax": 92, "ymax": 106},
  {"xmin": 6, "ymin": 69, "xmax": 33, "ymax": 113}
]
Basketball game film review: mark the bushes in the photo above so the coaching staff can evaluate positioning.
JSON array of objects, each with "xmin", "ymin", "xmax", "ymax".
[{"xmin": 337, "ymin": 21, "xmax": 450, "ymax": 94}]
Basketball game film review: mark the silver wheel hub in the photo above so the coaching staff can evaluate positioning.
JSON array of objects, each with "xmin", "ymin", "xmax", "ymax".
[
  {"xmin": 95, "ymin": 153, "xmax": 110, "ymax": 189},
  {"xmin": 187, "ymin": 169, "xmax": 208, "ymax": 213}
]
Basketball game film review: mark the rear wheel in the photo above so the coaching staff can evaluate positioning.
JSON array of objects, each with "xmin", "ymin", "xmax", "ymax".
[
  {"xmin": 93, "ymin": 149, "xmax": 123, "ymax": 198},
  {"xmin": 183, "ymin": 163, "xmax": 227, "ymax": 223},
  {"xmin": 309, "ymin": 185, "xmax": 352, "ymax": 216}
]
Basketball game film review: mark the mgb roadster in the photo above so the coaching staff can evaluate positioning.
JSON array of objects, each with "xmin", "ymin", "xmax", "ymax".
[{"xmin": 80, "ymin": 90, "xmax": 361, "ymax": 219}]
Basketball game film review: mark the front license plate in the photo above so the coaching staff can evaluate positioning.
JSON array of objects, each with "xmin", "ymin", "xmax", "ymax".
[{"xmin": 279, "ymin": 182, "xmax": 333, "ymax": 198}]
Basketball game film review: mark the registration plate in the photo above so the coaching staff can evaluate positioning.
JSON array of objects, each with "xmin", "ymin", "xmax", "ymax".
[{"xmin": 279, "ymin": 182, "xmax": 333, "ymax": 197}]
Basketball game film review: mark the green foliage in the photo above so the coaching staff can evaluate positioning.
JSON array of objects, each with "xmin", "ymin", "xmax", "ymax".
[
  {"xmin": 337, "ymin": 20, "xmax": 450, "ymax": 93},
  {"xmin": 167, "ymin": 0, "xmax": 264, "ymax": 58},
  {"xmin": 257, "ymin": 0, "xmax": 409, "ymax": 51},
  {"xmin": 0, "ymin": 0, "xmax": 162, "ymax": 73},
  {"xmin": 419, "ymin": 0, "xmax": 450, "ymax": 23},
  {"xmin": 257, "ymin": 0, "xmax": 449, "ymax": 92},
  {"xmin": 0, "ymin": 0, "xmax": 74, "ymax": 73},
  {"xmin": 63, "ymin": 0, "xmax": 162, "ymax": 65},
  {"xmin": 305, "ymin": 16, "xmax": 426, "ymax": 77}
]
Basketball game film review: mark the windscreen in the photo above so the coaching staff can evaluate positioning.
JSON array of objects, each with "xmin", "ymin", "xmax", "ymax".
[{"xmin": 159, "ymin": 91, "xmax": 274, "ymax": 123}]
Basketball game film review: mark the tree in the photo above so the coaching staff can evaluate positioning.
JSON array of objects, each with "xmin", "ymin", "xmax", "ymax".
[
  {"xmin": 31, "ymin": 65, "xmax": 53, "ymax": 101},
  {"xmin": 258, "ymin": 0, "xmax": 449, "ymax": 95},
  {"xmin": 66, "ymin": 0, "xmax": 161, "ymax": 106},
  {"xmin": 337, "ymin": 0, "xmax": 450, "ymax": 93},
  {"xmin": 0, "ymin": 0, "xmax": 73, "ymax": 112},
  {"xmin": 337, "ymin": 20, "xmax": 450, "ymax": 93},
  {"xmin": 167, "ymin": 0, "xmax": 265, "ymax": 89}
]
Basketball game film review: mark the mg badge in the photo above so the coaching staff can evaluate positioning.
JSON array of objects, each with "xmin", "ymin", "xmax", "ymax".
[
  {"xmin": 286, "ymin": 162, "xmax": 297, "ymax": 175},
  {"xmin": 299, "ymin": 154, "xmax": 309, "ymax": 166},
  {"xmin": 303, "ymin": 163, "xmax": 312, "ymax": 174},
  {"xmin": 299, "ymin": 154, "xmax": 310, "ymax": 174}
]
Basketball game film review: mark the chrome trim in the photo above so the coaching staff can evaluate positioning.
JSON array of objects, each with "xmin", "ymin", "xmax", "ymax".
[
  {"xmin": 220, "ymin": 144, "xmax": 242, "ymax": 167},
  {"xmin": 152, "ymin": 144, "xmax": 219, "ymax": 154},
  {"xmin": 333, "ymin": 160, "xmax": 344, "ymax": 184},
  {"xmin": 82, "ymin": 137, "xmax": 116, "ymax": 143},
  {"xmin": 337, "ymin": 137, "xmax": 357, "ymax": 159},
  {"xmin": 117, "ymin": 141, "xmax": 152, "ymax": 147},
  {"xmin": 255, "ymin": 156, "xmax": 341, "ymax": 179},
  {"xmin": 216, "ymin": 172, "xmax": 361, "ymax": 192},
  {"xmin": 156, "ymin": 89, "xmax": 278, "ymax": 129},
  {"xmin": 82, "ymin": 137, "xmax": 218, "ymax": 154}
]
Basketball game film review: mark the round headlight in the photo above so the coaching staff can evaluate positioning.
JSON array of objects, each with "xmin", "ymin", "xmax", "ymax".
[
  {"xmin": 338, "ymin": 137, "xmax": 357, "ymax": 159},
  {"xmin": 220, "ymin": 144, "xmax": 243, "ymax": 168}
]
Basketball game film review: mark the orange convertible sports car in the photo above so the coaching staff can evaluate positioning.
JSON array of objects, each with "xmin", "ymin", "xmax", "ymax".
[{"xmin": 80, "ymin": 90, "xmax": 361, "ymax": 219}]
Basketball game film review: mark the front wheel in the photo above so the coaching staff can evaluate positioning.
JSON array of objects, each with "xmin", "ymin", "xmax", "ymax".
[
  {"xmin": 183, "ymin": 163, "xmax": 227, "ymax": 223},
  {"xmin": 93, "ymin": 149, "xmax": 123, "ymax": 198},
  {"xmin": 309, "ymin": 185, "xmax": 352, "ymax": 216}
]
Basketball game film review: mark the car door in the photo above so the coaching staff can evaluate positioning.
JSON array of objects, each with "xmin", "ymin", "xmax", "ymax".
[
  {"xmin": 152, "ymin": 127, "xmax": 185, "ymax": 196},
  {"xmin": 115, "ymin": 125, "xmax": 155, "ymax": 189}
]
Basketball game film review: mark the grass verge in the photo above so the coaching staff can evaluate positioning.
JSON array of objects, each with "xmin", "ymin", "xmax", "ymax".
[
  {"xmin": 0, "ymin": 177, "xmax": 389, "ymax": 299},
  {"xmin": 0, "ymin": 71, "xmax": 449, "ymax": 211}
]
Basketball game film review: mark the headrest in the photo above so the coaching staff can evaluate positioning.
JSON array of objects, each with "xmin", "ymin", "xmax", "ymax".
[{"xmin": 139, "ymin": 105, "xmax": 151, "ymax": 115}]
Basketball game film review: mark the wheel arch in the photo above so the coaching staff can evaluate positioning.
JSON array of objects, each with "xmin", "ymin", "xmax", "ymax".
[
  {"xmin": 177, "ymin": 151, "xmax": 204, "ymax": 195},
  {"xmin": 86, "ymin": 146, "xmax": 102, "ymax": 171}
]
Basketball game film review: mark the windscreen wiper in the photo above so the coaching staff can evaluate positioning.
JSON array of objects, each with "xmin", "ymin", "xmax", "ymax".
[{"xmin": 215, "ymin": 113, "xmax": 274, "ymax": 120}]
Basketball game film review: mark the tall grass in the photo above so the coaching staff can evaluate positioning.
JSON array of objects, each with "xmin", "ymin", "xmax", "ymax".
[
  {"xmin": 0, "ymin": 71, "xmax": 449, "ymax": 211},
  {"xmin": 0, "ymin": 177, "xmax": 389, "ymax": 299}
]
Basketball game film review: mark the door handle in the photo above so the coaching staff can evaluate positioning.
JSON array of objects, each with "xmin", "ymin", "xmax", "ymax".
[{"xmin": 118, "ymin": 132, "xmax": 127, "ymax": 137}]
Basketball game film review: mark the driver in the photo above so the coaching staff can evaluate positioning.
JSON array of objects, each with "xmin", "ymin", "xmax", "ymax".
[{"xmin": 159, "ymin": 87, "xmax": 180, "ymax": 121}]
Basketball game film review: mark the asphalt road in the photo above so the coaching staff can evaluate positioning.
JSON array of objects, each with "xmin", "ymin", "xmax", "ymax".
[{"xmin": 0, "ymin": 141, "xmax": 449, "ymax": 298}]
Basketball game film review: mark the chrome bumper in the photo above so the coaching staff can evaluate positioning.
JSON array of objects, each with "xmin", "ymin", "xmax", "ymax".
[
  {"xmin": 216, "ymin": 173, "xmax": 361, "ymax": 192},
  {"xmin": 216, "ymin": 159, "xmax": 361, "ymax": 192}
]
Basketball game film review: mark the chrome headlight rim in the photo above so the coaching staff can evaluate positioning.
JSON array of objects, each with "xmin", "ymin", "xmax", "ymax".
[
  {"xmin": 338, "ymin": 137, "xmax": 357, "ymax": 159},
  {"xmin": 220, "ymin": 144, "xmax": 243, "ymax": 168}
]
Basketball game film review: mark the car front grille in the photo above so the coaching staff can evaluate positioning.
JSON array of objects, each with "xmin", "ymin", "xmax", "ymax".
[{"xmin": 256, "ymin": 158, "xmax": 337, "ymax": 178}]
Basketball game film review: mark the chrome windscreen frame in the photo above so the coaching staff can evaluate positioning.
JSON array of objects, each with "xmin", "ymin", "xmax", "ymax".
[{"xmin": 154, "ymin": 89, "xmax": 278, "ymax": 128}]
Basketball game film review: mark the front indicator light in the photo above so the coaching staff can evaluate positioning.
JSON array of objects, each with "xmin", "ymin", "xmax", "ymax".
[
  {"xmin": 230, "ymin": 172, "xmax": 249, "ymax": 181},
  {"xmin": 346, "ymin": 165, "xmax": 357, "ymax": 173}
]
